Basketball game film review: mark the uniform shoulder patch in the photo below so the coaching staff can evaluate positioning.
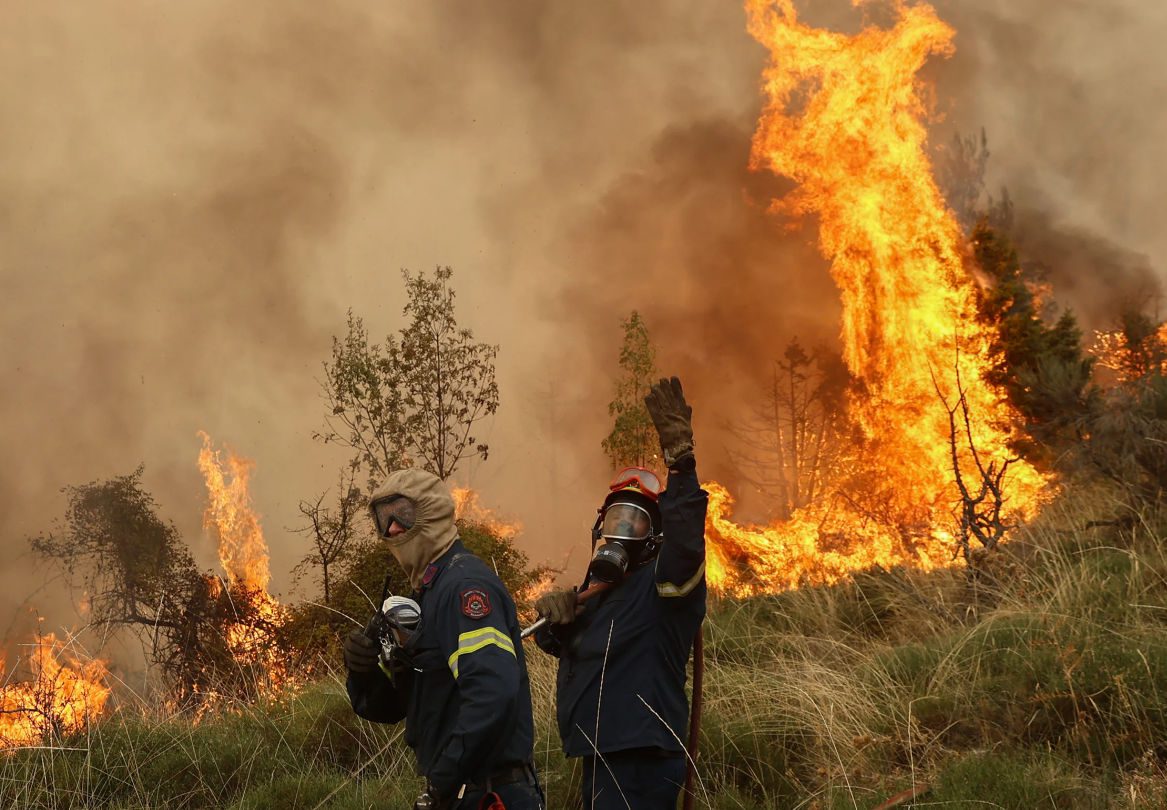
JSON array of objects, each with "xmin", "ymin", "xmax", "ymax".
[{"xmin": 460, "ymin": 588, "xmax": 492, "ymax": 619}]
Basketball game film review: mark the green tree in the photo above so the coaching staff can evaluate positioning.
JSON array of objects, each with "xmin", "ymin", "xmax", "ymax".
[
  {"xmin": 601, "ymin": 311, "xmax": 659, "ymax": 470},
  {"xmin": 316, "ymin": 266, "xmax": 499, "ymax": 485},
  {"xmin": 972, "ymin": 221, "xmax": 1096, "ymax": 456}
]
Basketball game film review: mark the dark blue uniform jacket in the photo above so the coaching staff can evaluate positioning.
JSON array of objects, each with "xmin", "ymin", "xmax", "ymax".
[
  {"xmin": 537, "ymin": 466, "xmax": 708, "ymax": 758},
  {"xmin": 346, "ymin": 540, "xmax": 535, "ymax": 796}
]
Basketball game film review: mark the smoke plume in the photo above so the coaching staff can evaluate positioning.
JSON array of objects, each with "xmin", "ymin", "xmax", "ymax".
[{"xmin": 1, "ymin": 0, "xmax": 1162, "ymax": 638}]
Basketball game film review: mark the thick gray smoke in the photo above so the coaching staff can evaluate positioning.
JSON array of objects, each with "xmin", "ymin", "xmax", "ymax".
[
  {"xmin": 932, "ymin": 0, "xmax": 1167, "ymax": 323},
  {"xmin": 1, "ymin": 0, "xmax": 1163, "ymax": 646}
]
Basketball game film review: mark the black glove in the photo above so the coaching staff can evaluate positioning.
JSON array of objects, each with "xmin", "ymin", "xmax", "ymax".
[
  {"xmin": 644, "ymin": 376, "xmax": 694, "ymax": 467},
  {"xmin": 535, "ymin": 588, "xmax": 580, "ymax": 625},
  {"xmin": 343, "ymin": 629, "xmax": 379, "ymax": 673}
]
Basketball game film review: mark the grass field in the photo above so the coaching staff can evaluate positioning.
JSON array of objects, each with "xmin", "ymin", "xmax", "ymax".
[{"xmin": 5, "ymin": 485, "xmax": 1167, "ymax": 808}]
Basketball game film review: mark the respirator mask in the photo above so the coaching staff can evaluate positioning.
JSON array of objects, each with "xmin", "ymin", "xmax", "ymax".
[
  {"xmin": 587, "ymin": 467, "xmax": 664, "ymax": 584},
  {"xmin": 366, "ymin": 586, "xmax": 422, "ymax": 677}
]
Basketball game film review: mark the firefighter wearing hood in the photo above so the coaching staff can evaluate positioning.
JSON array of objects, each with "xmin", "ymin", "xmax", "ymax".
[
  {"xmin": 343, "ymin": 468, "xmax": 543, "ymax": 810},
  {"xmin": 534, "ymin": 376, "xmax": 709, "ymax": 810}
]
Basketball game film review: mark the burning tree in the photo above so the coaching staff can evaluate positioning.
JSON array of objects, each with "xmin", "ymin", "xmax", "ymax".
[
  {"xmin": 933, "ymin": 362, "xmax": 1016, "ymax": 562},
  {"xmin": 29, "ymin": 467, "xmax": 236, "ymax": 706},
  {"xmin": 317, "ymin": 266, "xmax": 499, "ymax": 486},
  {"xmin": 1093, "ymin": 310, "xmax": 1167, "ymax": 384},
  {"xmin": 702, "ymin": 1, "xmax": 1049, "ymax": 595},
  {"xmin": 729, "ymin": 339, "xmax": 854, "ymax": 521},
  {"xmin": 933, "ymin": 128, "xmax": 990, "ymax": 232},
  {"xmin": 972, "ymin": 221, "xmax": 1096, "ymax": 458}
]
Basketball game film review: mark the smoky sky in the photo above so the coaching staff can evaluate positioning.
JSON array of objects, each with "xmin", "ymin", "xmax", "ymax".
[{"xmin": 2, "ymin": 1, "xmax": 1164, "ymax": 644}]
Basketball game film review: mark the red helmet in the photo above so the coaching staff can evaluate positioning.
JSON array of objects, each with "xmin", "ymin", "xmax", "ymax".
[
  {"xmin": 607, "ymin": 467, "xmax": 662, "ymax": 502},
  {"xmin": 599, "ymin": 466, "xmax": 663, "ymax": 542}
]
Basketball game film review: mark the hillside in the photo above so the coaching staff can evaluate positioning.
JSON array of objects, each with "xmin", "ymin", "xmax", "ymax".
[{"xmin": 5, "ymin": 487, "xmax": 1167, "ymax": 809}]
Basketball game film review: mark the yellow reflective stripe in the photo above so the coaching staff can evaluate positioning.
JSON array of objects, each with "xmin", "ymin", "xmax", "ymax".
[
  {"xmin": 657, "ymin": 561, "xmax": 706, "ymax": 598},
  {"xmin": 447, "ymin": 626, "xmax": 516, "ymax": 679}
]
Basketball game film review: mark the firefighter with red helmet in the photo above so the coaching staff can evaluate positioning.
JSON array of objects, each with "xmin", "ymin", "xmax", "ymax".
[{"xmin": 534, "ymin": 377, "xmax": 708, "ymax": 810}]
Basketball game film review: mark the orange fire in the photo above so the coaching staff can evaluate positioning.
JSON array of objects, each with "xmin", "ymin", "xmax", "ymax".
[
  {"xmin": 1091, "ymin": 322, "xmax": 1167, "ymax": 383},
  {"xmin": 451, "ymin": 486, "xmax": 522, "ymax": 540},
  {"xmin": 197, "ymin": 432, "xmax": 287, "ymax": 681},
  {"xmin": 0, "ymin": 633, "xmax": 111, "ymax": 748},
  {"xmin": 520, "ymin": 570, "xmax": 557, "ymax": 603},
  {"xmin": 705, "ymin": 0, "xmax": 1046, "ymax": 595},
  {"xmin": 197, "ymin": 431, "xmax": 273, "ymax": 594}
]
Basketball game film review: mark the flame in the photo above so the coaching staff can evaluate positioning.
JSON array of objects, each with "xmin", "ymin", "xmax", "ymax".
[
  {"xmin": 451, "ymin": 486, "xmax": 522, "ymax": 540},
  {"xmin": 0, "ymin": 633, "xmax": 110, "ymax": 747},
  {"xmin": 197, "ymin": 431, "xmax": 271, "ymax": 594},
  {"xmin": 196, "ymin": 432, "xmax": 287, "ymax": 684},
  {"xmin": 515, "ymin": 570, "xmax": 558, "ymax": 625},
  {"xmin": 704, "ymin": 0, "xmax": 1046, "ymax": 595},
  {"xmin": 1091, "ymin": 322, "xmax": 1167, "ymax": 383},
  {"xmin": 519, "ymin": 570, "xmax": 557, "ymax": 607}
]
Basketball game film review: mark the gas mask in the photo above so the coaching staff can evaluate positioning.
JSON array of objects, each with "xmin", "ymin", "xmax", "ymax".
[
  {"xmin": 587, "ymin": 467, "xmax": 664, "ymax": 584},
  {"xmin": 366, "ymin": 586, "xmax": 422, "ymax": 678}
]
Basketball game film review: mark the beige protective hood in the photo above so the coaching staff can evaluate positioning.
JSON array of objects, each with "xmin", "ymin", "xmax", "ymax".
[{"xmin": 369, "ymin": 468, "xmax": 459, "ymax": 590}]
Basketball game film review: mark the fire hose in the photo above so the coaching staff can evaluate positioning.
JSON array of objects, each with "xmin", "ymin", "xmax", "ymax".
[{"xmin": 519, "ymin": 584, "xmax": 705, "ymax": 810}]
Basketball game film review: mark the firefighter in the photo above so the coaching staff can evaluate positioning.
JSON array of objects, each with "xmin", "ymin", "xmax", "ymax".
[
  {"xmin": 534, "ymin": 376, "xmax": 708, "ymax": 810},
  {"xmin": 343, "ymin": 468, "xmax": 543, "ymax": 810}
]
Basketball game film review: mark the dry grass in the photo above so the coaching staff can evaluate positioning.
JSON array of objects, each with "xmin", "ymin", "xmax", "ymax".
[{"xmin": 6, "ymin": 484, "xmax": 1167, "ymax": 808}]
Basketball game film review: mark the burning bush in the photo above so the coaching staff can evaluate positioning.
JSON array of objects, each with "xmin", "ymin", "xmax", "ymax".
[{"xmin": 0, "ymin": 633, "xmax": 110, "ymax": 748}]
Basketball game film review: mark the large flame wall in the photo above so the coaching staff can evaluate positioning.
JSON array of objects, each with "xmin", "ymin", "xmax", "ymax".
[{"xmin": 704, "ymin": 1, "xmax": 1046, "ymax": 596}]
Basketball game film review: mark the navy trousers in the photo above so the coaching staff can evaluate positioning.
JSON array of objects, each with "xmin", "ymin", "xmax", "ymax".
[{"xmin": 581, "ymin": 749, "xmax": 687, "ymax": 810}]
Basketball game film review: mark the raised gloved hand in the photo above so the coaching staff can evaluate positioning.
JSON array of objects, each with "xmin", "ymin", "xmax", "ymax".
[
  {"xmin": 644, "ymin": 376, "xmax": 694, "ymax": 467},
  {"xmin": 535, "ymin": 588, "xmax": 580, "ymax": 625},
  {"xmin": 343, "ymin": 629, "xmax": 380, "ymax": 673}
]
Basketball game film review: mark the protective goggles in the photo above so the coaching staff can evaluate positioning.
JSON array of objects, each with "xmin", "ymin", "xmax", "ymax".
[
  {"xmin": 600, "ymin": 502, "xmax": 653, "ymax": 542},
  {"xmin": 608, "ymin": 467, "xmax": 662, "ymax": 500},
  {"xmin": 370, "ymin": 495, "xmax": 417, "ymax": 536}
]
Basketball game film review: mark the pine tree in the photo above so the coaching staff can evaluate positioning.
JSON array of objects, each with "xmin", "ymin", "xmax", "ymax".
[{"xmin": 972, "ymin": 221, "xmax": 1096, "ymax": 456}]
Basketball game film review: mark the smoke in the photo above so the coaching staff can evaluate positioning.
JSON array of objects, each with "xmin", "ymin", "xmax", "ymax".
[
  {"xmin": 546, "ymin": 119, "xmax": 838, "ymax": 494},
  {"xmin": 929, "ymin": 0, "xmax": 1167, "ymax": 320},
  {"xmin": 1007, "ymin": 207, "xmax": 1160, "ymax": 331},
  {"xmin": 1, "ymin": 0, "xmax": 1163, "ymax": 643}
]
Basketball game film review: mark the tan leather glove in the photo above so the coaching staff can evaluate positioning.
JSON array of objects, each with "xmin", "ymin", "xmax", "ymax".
[
  {"xmin": 644, "ymin": 376, "xmax": 694, "ymax": 466},
  {"xmin": 535, "ymin": 588, "xmax": 580, "ymax": 625}
]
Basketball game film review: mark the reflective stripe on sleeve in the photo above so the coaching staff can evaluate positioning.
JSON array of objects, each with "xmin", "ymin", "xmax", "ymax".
[
  {"xmin": 447, "ymin": 626, "xmax": 516, "ymax": 679},
  {"xmin": 656, "ymin": 560, "xmax": 706, "ymax": 598}
]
